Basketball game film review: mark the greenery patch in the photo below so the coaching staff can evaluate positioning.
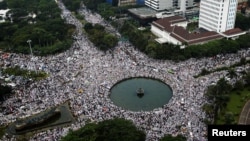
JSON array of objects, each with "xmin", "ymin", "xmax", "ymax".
[
  {"xmin": 61, "ymin": 118, "xmax": 146, "ymax": 141},
  {"xmin": 2, "ymin": 66, "xmax": 48, "ymax": 81},
  {"xmin": 0, "ymin": 0, "xmax": 75, "ymax": 56}
]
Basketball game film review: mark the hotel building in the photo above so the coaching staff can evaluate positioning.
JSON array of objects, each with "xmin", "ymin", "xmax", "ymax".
[{"xmin": 198, "ymin": 0, "xmax": 238, "ymax": 32}]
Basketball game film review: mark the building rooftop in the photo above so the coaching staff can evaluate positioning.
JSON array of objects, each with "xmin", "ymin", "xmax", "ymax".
[
  {"xmin": 152, "ymin": 16, "xmax": 224, "ymax": 45},
  {"xmin": 128, "ymin": 7, "xmax": 158, "ymax": 19},
  {"xmin": 222, "ymin": 28, "xmax": 245, "ymax": 36},
  {"xmin": 152, "ymin": 15, "xmax": 186, "ymax": 27}
]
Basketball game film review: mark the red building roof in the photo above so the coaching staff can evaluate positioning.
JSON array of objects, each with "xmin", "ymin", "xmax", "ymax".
[
  {"xmin": 152, "ymin": 16, "xmax": 224, "ymax": 45},
  {"xmin": 222, "ymin": 28, "xmax": 245, "ymax": 36}
]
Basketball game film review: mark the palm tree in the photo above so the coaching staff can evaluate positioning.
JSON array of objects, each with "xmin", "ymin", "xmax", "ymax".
[
  {"xmin": 227, "ymin": 68, "xmax": 237, "ymax": 79},
  {"xmin": 240, "ymin": 57, "xmax": 247, "ymax": 75},
  {"xmin": 214, "ymin": 94, "xmax": 230, "ymax": 114},
  {"xmin": 240, "ymin": 57, "xmax": 246, "ymax": 66},
  {"xmin": 224, "ymin": 112, "xmax": 235, "ymax": 124},
  {"xmin": 243, "ymin": 72, "xmax": 250, "ymax": 86},
  {"xmin": 202, "ymin": 104, "xmax": 214, "ymax": 118},
  {"xmin": 216, "ymin": 77, "xmax": 232, "ymax": 94},
  {"xmin": 234, "ymin": 80, "xmax": 244, "ymax": 90}
]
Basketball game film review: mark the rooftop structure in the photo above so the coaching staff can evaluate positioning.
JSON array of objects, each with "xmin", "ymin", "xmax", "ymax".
[
  {"xmin": 151, "ymin": 15, "xmax": 246, "ymax": 46},
  {"xmin": 128, "ymin": 7, "xmax": 158, "ymax": 19}
]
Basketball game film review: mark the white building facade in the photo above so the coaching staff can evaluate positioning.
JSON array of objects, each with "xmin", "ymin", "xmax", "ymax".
[
  {"xmin": 145, "ymin": 0, "xmax": 194, "ymax": 11},
  {"xmin": 199, "ymin": 0, "xmax": 238, "ymax": 32},
  {"xmin": 118, "ymin": 0, "xmax": 136, "ymax": 6},
  {"xmin": 0, "ymin": 9, "xmax": 10, "ymax": 23},
  {"xmin": 150, "ymin": 16, "xmax": 188, "ymax": 44}
]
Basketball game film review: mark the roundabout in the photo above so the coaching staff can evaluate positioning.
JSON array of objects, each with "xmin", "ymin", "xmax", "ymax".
[{"xmin": 110, "ymin": 77, "xmax": 173, "ymax": 111}]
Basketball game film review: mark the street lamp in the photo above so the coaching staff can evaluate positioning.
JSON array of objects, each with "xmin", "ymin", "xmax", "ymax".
[
  {"xmin": 67, "ymin": 57, "xmax": 71, "ymax": 73},
  {"xmin": 27, "ymin": 39, "xmax": 33, "ymax": 57},
  {"xmin": 27, "ymin": 39, "xmax": 37, "ymax": 74}
]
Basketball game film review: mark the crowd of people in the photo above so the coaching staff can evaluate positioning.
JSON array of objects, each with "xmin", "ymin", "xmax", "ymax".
[{"xmin": 0, "ymin": 1, "xmax": 250, "ymax": 141}]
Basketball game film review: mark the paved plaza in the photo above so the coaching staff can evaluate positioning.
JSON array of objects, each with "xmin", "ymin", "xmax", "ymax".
[
  {"xmin": 1, "ymin": 1, "xmax": 250, "ymax": 141},
  {"xmin": 239, "ymin": 100, "xmax": 250, "ymax": 125}
]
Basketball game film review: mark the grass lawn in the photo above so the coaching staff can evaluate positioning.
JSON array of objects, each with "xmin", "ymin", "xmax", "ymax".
[
  {"xmin": 217, "ymin": 87, "xmax": 250, "ymax": 124},
  {"xmin": 2, "ymin": 66, "xmax": 48, "ymax": 81}
]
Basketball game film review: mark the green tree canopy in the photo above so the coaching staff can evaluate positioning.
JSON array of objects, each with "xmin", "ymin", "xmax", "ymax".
[
  {"xmin": 235, "ymin": 13, "xmax": 250, "ymax": 30},
  {"xmin": 61, "ymin": 118, "xmax": 146, "ymax": 141},
  {"xmin": 0, "ymin": 85, "xmax": 12, "ymax": 101},
  {"xmin": 0, "ymin": 0, "xmax": 7, "ymax": 9},
  {"xmin": 0, "ymin": 0, "xmax": 75, "ymax": 56},
  {"xmin": 61, "ymin": 0, "xmax": 82, "ymax": 12},
  {"xmin": 82, "ymin": 0, "xmax": 106, "ymax": 11},
  {"xmin": 84, "ymin": 23, "xmax": 118, "ymax": 51}
]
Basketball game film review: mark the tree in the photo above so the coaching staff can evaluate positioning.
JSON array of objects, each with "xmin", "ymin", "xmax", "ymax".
[
  {"xmin": 160, "ymin": 134, "xmax": 187, "ymax": 141},
  {"xmin": 204, "ymin": 78, "xmax": 232, "ymax": 122},
  {"xmin": 97, "ymin": 3, "xmax": 115, "ymax": 20},
  {"xmin": 0, "ymin": 0, "xmax": 7, "ymax": 9},
  {"xmin": 227, "ymin": 68, "xmax": 237, "ymax": 79},
  {"xmin": 0, "ymin": 0, "xmax": 75, "ymax": 56},
  {"xmin": 61, "ymin": 118, "xmax": 146, "ymax": 141},
  {"xmin": 101, "ymin": 34, "xmax": 118, "ymax": 51},
  {"xmin": 241, "ymin": 6, "xmax": 246, "ymax": 14},
  {"xmin": 61, "ymin": 0, "xmax": 82, "ymax": 12},
  {"xmin": 237, "ymin": 34, "xmax": 250, "ymax": 49},
  {"xmin": 240, "ymin": 57, "xmax": 247, "ymax": 66},
  {"xmin": 82, "ymin": 0, "xmax": 106, "ymax": 11},
  {"xmin": 0, "ymin": 85, "xmax": 12, "ymax": 101},
  {"xmin": 84, "ymin": 22, "xmax": 94, "ymax": 32},
  {"xmin": 214, "ymin": 94, "xmax": 230, "ymax": 115},
  {"xmin": 224, "ymin": 112, "xmax": 235, "ymax": 124},
  {"xmin": 200, "ymin": 68, "xmax": 210, "ymax": 76},
  {"xmin": 216, "ymin": 77, "xmax": 232, "ymax": 94},
  {"xmin": 234, "ymin": 80, "xmax": 244, "ymax": 91},
  {"xmin": 235, "ymin": 13, "xmax": 250, "ymax": 30},
  {"xmin": 202, "ymin": 104, "xmax": 214, "ymax": 118},
  {"xmin": 112, "ymin": 0, "xmax": 119, "ymax": 6},
  {"xmin": 145, "ymin": 41, "xmax": 158, "ymax": 58},
  {"xmin": 243, "ymin": 72, "xmax": 250, "ymax": 86},
  {"xmin": 240, "ymin": 57, "xmax": 247, "ymax": 74},
  {"xmin": 84, "ymin": 23, "xmax": 118, "ymax": 51}
]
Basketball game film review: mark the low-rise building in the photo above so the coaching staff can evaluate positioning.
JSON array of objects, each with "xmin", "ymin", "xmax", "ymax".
[{"xmin": 150, "ymin": 15, "xmax": 245, "ymax": 46}]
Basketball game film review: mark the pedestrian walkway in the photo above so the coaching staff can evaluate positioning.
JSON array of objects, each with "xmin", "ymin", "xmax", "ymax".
[{"xmin": 239, "ymin": 100, "xmax": 250, "ymax": 124}]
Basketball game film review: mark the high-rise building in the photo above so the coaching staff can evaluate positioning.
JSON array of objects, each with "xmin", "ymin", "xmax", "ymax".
[
  {"xmin": 145, "ymin": 0, "xmax": 172, "ymax": 11},
  {"xmin": 145, "ymin": 0, "xmax": 194, "ymax": 11},
  {"xmin": 106, "ymin": 0, "xmax": 141, "ymax": 6},
  {"xmin": 136, "ymin": 0, "xmax": 145, "ymax": 5},
  {"xmin": 199, "ymin": 0, "xmax": 238, "ymax": 32},
  {"xmin": 118, "ymin": 0, "xmax": 137, "ymax": 6}
]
